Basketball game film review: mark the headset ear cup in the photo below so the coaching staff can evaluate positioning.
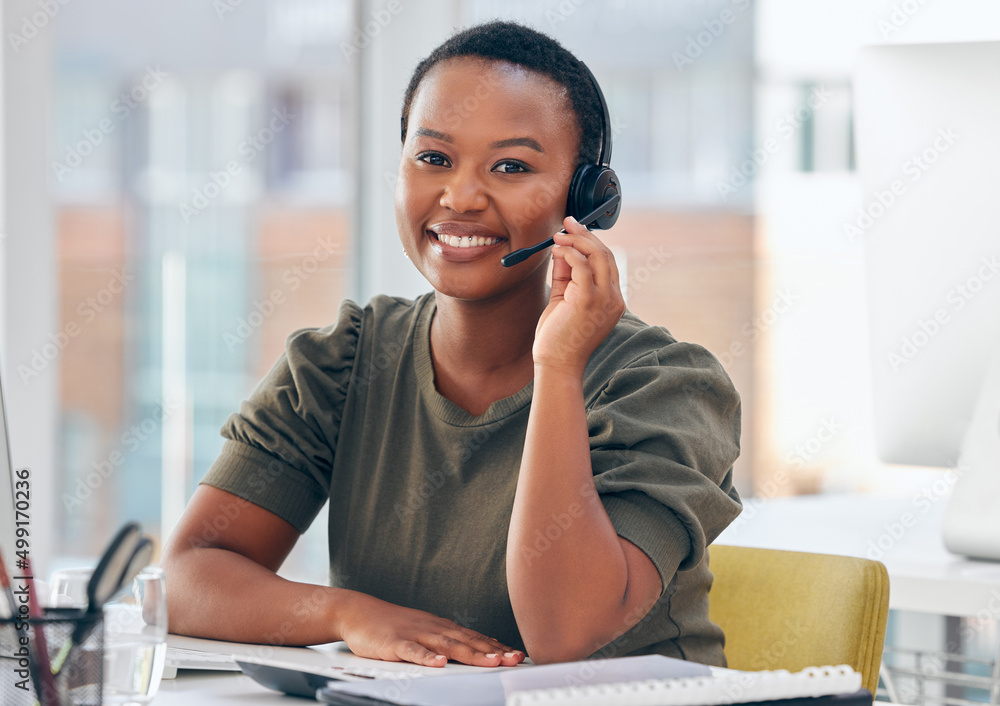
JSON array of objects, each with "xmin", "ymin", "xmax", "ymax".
[{"xmin": 567, "ymin": 164, "xmax": 621, "ymax": 230}]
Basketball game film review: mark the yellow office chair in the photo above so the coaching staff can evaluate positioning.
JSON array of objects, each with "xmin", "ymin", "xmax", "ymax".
[{"xmin": 707, "ymin": 544, "xmax": 890, "ymax": 695}]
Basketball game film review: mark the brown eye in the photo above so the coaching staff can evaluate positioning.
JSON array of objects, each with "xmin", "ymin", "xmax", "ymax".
[
  {"xmin": 492, "ymin": 160, "xmax": 529, "ymax": 174},
  {"xmin": 417, "ymin": 152, "xmax": 450, "ymax": 167}
]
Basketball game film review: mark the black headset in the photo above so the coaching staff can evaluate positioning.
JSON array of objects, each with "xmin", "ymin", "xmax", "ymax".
[
  {"xmin": 500, "ymin": 61, "xmax": 623, "ymax": 267},
  {"xmin": 566, "ymin": 60, "xmax": 621, "ymax": 230}
]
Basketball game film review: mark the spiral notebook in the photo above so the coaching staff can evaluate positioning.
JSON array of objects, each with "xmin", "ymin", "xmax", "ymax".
[{"xmin": 314, "ymin": 654, "xmax": 869, "ymax": 706}]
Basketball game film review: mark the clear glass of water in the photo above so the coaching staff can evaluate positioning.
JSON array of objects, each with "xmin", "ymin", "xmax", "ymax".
[{"xmin": 102, "ymin": 566, "xmax": 168, "ymax": 705}]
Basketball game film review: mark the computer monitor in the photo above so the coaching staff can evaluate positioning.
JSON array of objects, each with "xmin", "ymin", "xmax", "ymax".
[
  {"xmin": 855, "ymin": 41, "xmax": 1000, "ymax": 560},
  {"xmin": 1, "ymin": 360, "xmax": 19, "ymax": 569}
]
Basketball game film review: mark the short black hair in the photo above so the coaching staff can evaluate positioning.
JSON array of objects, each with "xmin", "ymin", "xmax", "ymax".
[{"xmin": 400, "ymin": 20, "xmax": 603, "ymax": 166}]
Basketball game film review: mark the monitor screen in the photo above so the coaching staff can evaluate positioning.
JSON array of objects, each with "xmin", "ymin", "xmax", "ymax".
[{"xmin": 856, "ymin": 40, "xmax": 1000, "ymax": 469}]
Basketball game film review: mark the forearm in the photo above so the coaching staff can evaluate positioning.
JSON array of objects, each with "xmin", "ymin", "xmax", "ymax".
[
  {"xmin": 163, "ymin": 545, "xmax": 356, "ymax": 646},
  {"xmin": 506, "ymin": 364, "xmax": 634, "ymax": 663}
]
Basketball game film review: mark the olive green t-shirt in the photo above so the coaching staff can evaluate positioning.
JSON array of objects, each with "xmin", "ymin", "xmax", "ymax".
[{"xmin": 201, "ymin": 292, "xmax": 742, "ymax": 665}]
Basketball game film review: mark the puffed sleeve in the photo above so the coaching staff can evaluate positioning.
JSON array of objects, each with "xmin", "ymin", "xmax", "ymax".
[
  {"xmin": 199, "ymin": 299, "xmax": 363, "ymax": 533},
  {"xmin": 586, "ymin": 337, "xmax": 742, "ymax": 592}
]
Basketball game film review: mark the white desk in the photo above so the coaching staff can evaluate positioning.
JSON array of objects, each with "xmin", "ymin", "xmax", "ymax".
[
  {"xmin": 155, "ymin": 493, "xmax": 1000, "ymax": 705},
  {"xmin": 154, "ymin": 671, "xmax": 911, "ymax": 705},
  {"xmin": 156, "ymin": 670, "xmax": 290, "ymax": 704},
  {"xmin": 716, "ymin": 493, "xmax": 1000, "ymax": 619}
]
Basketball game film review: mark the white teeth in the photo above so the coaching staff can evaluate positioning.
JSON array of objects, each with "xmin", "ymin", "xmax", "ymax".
[{"xmin": 434, "ymin": 232, "xmax": 500, "ymax": 247}]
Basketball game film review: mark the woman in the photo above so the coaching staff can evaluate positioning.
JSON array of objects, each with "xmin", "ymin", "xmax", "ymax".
[{"xmin": 162, "ymin": 20, "xmax": 742, "ymax": 668}]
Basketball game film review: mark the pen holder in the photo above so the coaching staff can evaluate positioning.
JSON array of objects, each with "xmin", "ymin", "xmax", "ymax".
[{"xmin": 1, "ymin": 610, "xmax": 104, "ymax": 706}]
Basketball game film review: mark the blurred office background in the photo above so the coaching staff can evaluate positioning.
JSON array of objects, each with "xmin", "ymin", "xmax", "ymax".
[{"xmin": 2, "ymin": 1, "xmax": 999, "ymax": 703}]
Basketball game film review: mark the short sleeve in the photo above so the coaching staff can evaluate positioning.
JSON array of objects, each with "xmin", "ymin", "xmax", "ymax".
[
  {"xmin": 587, "ymin": 340, "xmax": 742, "ymax": 591},
  {"xmin": 199, "ymin": 299, "xmax": 363, "ymax": 533}
]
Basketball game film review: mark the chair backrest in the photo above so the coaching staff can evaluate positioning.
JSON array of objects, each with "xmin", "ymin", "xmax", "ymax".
[{"xmin": 707, "ymin": 544, "xmax": 889, "ymax": 695}]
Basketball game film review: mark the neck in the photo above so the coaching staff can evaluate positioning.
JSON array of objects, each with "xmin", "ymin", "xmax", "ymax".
[{"xmin": 431, "ymin": 279, "xmax": 548, "ymax": 376}]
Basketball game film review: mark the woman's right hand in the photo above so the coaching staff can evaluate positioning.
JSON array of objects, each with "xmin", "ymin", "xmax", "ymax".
[{"xmin": 336, "ymin": 592, "xmax": 525, "ymax": 668}]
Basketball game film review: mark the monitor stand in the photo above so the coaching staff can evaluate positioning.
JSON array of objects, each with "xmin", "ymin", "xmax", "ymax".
[{"xmin": 943, "ymin": 355, "xmax": 1000, "ymax": 561}]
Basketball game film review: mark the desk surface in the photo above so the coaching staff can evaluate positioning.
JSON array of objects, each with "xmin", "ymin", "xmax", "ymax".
[
  {"xmin": 157, "ymin": 670, "xmax": 288, "ymax": 704},
  {"xmin": 157, "ymin": 670, "xmax": 908, "ymax": 705},
  {"xmin": 715, "ymin": 493, "xmax": 1000, "ymax": 618},
  {"xmin": 154, "ymin": 492, "xmax": 1000, "ymax": 703}
]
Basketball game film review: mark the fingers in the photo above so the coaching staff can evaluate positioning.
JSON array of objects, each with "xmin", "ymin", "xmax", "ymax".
[
  {"xmin": 553, "ymin": 244, "xmax": 596, "ymax": 298},
  {"xmin": 383, "ymin": 623, "xmax": 525, "ymax": 668},
  {"xmin": 421, "ymin": 628, "xmax": 525, "ymax": 667},
  {"xmin": 554, "ymin": 216, "xmax": 620, "ymax": 292},
  {"xmin": 549, "ymin": 246, "xmax": 573, "ymax": 302},
  {"xmin": 340, "ymin": 597, "xmax": 525, "ymax": 669},
  {"xmin": 394, "ymin": 641, "xmax": 448, "ymax": 667},
  {"xmin": 458, "ymin": 630, "xmax": 525, "ymax": 666}
]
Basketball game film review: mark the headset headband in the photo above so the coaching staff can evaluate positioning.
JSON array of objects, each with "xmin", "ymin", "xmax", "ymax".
[{"xmin": 578, "ymin": 60, "xmax": 612, "ymax": 168}]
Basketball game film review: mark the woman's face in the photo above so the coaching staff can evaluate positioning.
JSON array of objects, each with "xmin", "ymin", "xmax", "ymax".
[{"xmin": 395, "ymin": 58, "xmax": 580, "ymax": 302}]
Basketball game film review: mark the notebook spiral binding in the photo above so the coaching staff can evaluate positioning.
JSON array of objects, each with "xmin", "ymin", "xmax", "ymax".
[{"xmin": 505, "ymin": 664, "xmax": 862, "ymax": 706}]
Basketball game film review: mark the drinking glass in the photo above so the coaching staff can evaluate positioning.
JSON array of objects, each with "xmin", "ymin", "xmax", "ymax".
[{"xmin": 102, "ymin": 566, "xmax": 168, "ymax": 705}]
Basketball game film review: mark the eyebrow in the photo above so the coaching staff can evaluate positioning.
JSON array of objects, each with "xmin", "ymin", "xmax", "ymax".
[
  {"xmin": 413, "ymin": 128, "xmax": 545, "ymax": 154},
  {"xmin": 490, "ymin": 137, "xmax": 545, "ymax": 153},
  {"xmin": 414, "ymin": 127, "xmax": 453, "ymax": 143}
]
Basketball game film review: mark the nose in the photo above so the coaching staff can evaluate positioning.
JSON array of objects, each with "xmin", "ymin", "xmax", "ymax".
[{"xmin": 439, "ymin": 166, "xmax": 488, "ymax": 213}]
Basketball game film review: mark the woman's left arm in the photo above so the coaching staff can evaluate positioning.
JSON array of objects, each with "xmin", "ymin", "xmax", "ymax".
[{"xmin": 506, "ymin": 217, "xmax": 662, "ymax": 664}]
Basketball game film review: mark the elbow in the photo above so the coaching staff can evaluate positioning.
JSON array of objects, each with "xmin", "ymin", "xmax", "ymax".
[
  {"xmin": 159, "ymin": 538, "xmax": 204, "ymax": 635},
  {"xmin": 527, "ymin": 645, "xmax": 593, "ymax": 666},
  {"xmin": 522, "ymin": 629, "xmax": 603, "ymax": 665},
  {"xmin": 520, "ymin": 596, "xmax": 646, "ymax": 664}
]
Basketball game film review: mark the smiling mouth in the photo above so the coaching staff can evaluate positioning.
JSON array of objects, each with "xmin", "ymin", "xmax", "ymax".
[{"xmin": 430, "ymin": 232, "xmax": 504, "ymax": 248}]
